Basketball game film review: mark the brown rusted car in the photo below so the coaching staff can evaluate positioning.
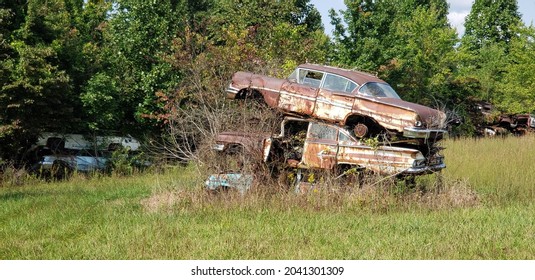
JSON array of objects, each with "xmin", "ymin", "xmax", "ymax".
[
  {"xmin": 470, "ymin": 101, "xmax": 535, "ymax": 136},
  {"xmin": 226, "ymin": 64, "xmax": 447, "ymax": 142},
  {"xmin": 213, "ymin": 117, "xmax": 445, "ymax": 180}
]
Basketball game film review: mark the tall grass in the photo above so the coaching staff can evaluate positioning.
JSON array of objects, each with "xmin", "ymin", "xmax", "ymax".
[
  {"xmin": 442, "ymin": 136, "xmax": 535, "ymax": 204},
  {"xmin": 1, "ymin": 137, "xmax": 534, "ymax": 259}
]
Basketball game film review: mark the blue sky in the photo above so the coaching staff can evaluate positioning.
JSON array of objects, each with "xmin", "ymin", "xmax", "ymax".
[{"xmin": 310, "ymin": 0, "xmax": 535, "ymax": 36}]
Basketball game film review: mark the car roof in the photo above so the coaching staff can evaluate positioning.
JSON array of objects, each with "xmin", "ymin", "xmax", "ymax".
[{"xmin": 298, "ymin": 63, "xmax": 385, "ymax": 85}]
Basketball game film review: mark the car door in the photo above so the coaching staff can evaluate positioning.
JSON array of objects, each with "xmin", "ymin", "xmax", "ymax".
[
  {"xmin": 279, "ymin": 68, "xmax": 321, "ymax": 116},
  {"xmin": 314, "ymin": 73, "xmax": 358, "ymax": 122},
  {"xmin": 301, "ymin": 122, "xmax": 338, "ymax": 169}
]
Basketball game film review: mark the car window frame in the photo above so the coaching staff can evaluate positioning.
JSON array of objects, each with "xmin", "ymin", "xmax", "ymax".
[
  {"xmin": 297, "ymin": 68, "xmax": 324, "ymax": 88},
  {"xmin": 307, "ymin": 122, "xmax": 339, "ymax": 141},
  {"xmin": 294, "ymin": 68, "xmax": 360, "ymax": 96},
  {"xmin": 321, "ymin": 73, "xmax": 358, "ymax": 94}
]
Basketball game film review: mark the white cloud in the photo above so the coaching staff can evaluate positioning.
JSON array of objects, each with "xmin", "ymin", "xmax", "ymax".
[
  {"xmin": 447, "ymin": 11, "xmax": 469, "ymax": 36},
  {"xmin": 446, "ymin": 0, "xmax": 472, "ymax": 36},
  {"xmin": 314, "ymin": 0, "xmax": 534, "ymax": 37},
  {"xmin": 447, "ymin": 0, "xmax": 473, "ymax": 13}
]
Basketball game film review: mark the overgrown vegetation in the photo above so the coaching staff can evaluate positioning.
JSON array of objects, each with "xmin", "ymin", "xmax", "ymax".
[
  {"xmin": 0, "ymin": 0, "xmax": 327, "ymax": 165},
  {"xmin": 1, "ymin": 0, "xmax": 534, "ymax": 258},
  {"xmin": 1, "ymin": 136, "xmax": 535, "ymax": 259},
  {"xmin": 2, "ymin": 0, "xmax": 535, "ymax": 166}
]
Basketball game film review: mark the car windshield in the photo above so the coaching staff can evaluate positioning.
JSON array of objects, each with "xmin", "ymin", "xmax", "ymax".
[{"xmin": 358, "ymin": 82, "xmax": 400, "ymax": 99}]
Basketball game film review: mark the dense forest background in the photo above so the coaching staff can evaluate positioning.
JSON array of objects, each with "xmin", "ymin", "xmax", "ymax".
[{"xmin": 1, "ymin": 0, "xmax": 534, "ymax": 164}]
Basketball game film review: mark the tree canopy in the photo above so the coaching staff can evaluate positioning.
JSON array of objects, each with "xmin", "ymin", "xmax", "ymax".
[
  {"xmin": 329, "ymin": 0, "xmax": 456, "ymax": 105},
  {"xmin": 0, "ymin": 0, "xmax": 534, "ymax": 163},
  {"xmin": 462, "ymin": 0, "xmax": 522, "ymax": 51}
]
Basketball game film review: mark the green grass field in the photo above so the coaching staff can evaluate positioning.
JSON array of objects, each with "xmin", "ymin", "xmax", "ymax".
[{"xmin": 1, "ymin": 136, "xmax": 534, "ymax": 259}]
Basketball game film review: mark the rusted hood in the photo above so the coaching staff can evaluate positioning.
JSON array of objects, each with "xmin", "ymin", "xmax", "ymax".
[{"xmin": 379, "ymin": 98, "xmax": 446, "ymax": 128}]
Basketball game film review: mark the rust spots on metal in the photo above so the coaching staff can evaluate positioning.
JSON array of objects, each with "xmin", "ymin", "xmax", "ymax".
[
  {"xmin": 221, "ymin": 64, "xmax": 449, "ymax": 180},
  {"xmin": 227, "ymin": 64, "xmax": 447, "ymax": 139},
  {"xmin": 214, "ymin": 117, "xmax": 445, "ymax": 177}
]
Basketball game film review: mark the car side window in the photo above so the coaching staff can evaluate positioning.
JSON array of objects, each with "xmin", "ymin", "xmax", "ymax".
[
  {"xmin": 308, "ymin": 123, "xmax": 338, "ymax": 141},
  {"xmin": 338, "ymin": 131, "xmax": 351, "ymax": 143},
  {"xmin": 322, "ymin": 74, "xmax": 358, "ymax": 94},
  {"xmin": 298, "ymin": 69, "xmax": 323, "ymax": 88}
]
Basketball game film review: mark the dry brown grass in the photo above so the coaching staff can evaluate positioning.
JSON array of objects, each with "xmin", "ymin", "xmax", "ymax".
[
  {"xmin": 140, "ymin": 171, "xmax": 479, "ymax": 215},
  {"xmin": 0, "ymin": 164, "xmax": 44, "ymax": 187},
  {"xmin": 401, "ymin": 178, "xmax": 480, "ymax": 209},
  {"xmin": 140, "ymin": 190, "xmax": 190, "ymax": 213}
]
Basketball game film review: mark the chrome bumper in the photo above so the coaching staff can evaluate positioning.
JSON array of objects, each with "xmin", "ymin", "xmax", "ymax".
[
  {"xmin": 404, "ymin": 162, "xmax": 446, "ymax": 175},
  {"xmin": 212, "ymin": 144, "xmax": 225, "ymax": 151},
  {"xmin": 403, "ymin": 127, "xmax": 447, "ymax": 140},
  {"xmin": 226, "ymin": 84, "xmax": 239, "ymax": 99}
]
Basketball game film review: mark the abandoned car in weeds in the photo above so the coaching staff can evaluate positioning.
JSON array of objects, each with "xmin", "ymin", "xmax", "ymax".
[
  {"xmin": 466, "ymin": 100, "xmax": 535, "ymax": 136},
  {"xmin": 210, "ymin": 117, "xmax": 445, "ymax": 190},
  {"xmin": 226, "ymin": 64, "xmax": 447, "ymax": 142},
  {"xmin": 28, "ymin": 133, "xmax": 143, "ymax": 177}
]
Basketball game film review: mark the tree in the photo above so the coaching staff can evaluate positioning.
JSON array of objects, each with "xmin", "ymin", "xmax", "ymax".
[
  {"xmin": 0, "ymin": 0, "xmax": 112, "ymax": 163},
  {"xmin": 380, "ymin": 4, "xmax": 458, "ymax": 105},
  {"xmin": 141, "ymin": 0, "xmax": 328, "ymax": 125},
  {"xmin": 0, "ymin": 0, "xmax": 332, "ymax": 165},
  {"xmin": 496, "ymin": 25, "xmax": 535, "ymax": 113},
  {"xmin": 155, "ymin": 0, "xmax": 329, "ymax": 162},
  {"xmin": 206, "ymin": 0, "xmax": 327, "ymax": 72},
  {"xmin": 329, "ymin": 0, "xmax": 449, "ymax": 70},
  {"xmin": 0, "ymin": 0, "xmax": 77, "ymax": 162},
  {"xmin": 456, "ymin": 0, "xmax": 523, "ymax": 110},
  {"xmin": 462, "ymin": 0, "xmax": 522, "ymax": 52},
  {"xmin": 83, "ymin": 0, "xmax": 192, "ymax": 134},
  {"xmin": 328, "ymin": 0, "xmax": 457, "ymax": 107}
]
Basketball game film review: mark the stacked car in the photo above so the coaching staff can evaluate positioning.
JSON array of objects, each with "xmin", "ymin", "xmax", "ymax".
[{"xmin": 207, "ymin": 64, "xmax": 448, "ymax": 190}]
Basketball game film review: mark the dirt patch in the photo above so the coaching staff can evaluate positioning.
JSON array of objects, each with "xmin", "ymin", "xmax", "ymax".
[{"xmin": 141, "ymin": 191, "xmax": 185, "ymax": 213}]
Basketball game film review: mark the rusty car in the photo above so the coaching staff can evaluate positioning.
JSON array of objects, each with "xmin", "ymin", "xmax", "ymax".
[
  {"xmin": 466, "ymin": 100, "xmax": 535, "ymax": 136},
  {"xmin": 209, "ymin": 117, "xmax": 445, "ymax": 190},
  {"xmin": 226, "ymin": 64, "xmax": 447, "ymax": 143},
  {"xmin": 479, "ymin": 113, "xmax": 535, "ymax": 136}
]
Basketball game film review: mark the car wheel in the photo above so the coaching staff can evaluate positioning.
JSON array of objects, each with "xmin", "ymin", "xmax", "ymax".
[
  {"xmin": 353, "ymin": 123, "xmax": 368, "ymax": 138},
  {"xmin": 346, "ymin": 116, "xmax": 385, "ymax": 139}
]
